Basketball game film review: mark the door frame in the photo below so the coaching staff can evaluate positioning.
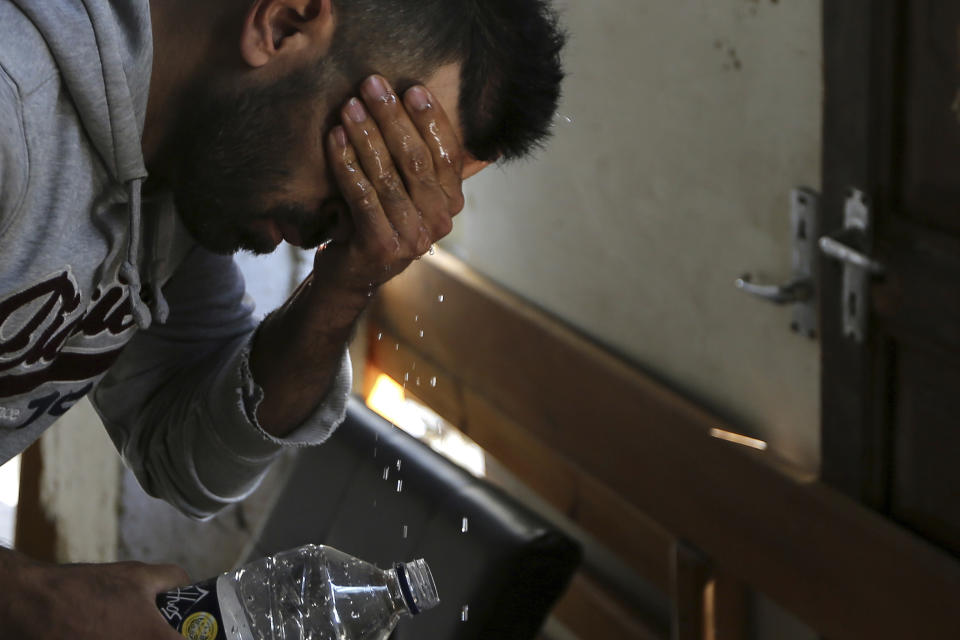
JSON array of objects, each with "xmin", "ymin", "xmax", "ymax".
[{"xmin": 820, "ymin": 0, "xmax": 904, "ymax": 509}]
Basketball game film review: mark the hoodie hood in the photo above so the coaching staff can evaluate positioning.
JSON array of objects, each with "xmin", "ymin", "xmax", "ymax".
[{"xmin": 12, "ymin": 0, "xmax": 165, "ymax": 327}]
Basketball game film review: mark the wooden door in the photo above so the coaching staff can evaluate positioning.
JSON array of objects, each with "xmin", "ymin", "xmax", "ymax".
[{"xmin": 822, "ymin": 1, "xmax": 960, "ymax": 556}]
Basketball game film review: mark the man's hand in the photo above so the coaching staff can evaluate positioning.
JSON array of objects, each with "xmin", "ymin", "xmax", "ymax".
[
  {"xmin": 251, "ymin": 75, "xmax": 476, "ymax": 436},
  {"xmin": 317, "ymin": 74, "xmax": 466, "ymax": 295},
  {"xmin": 0, "ymin": 547, "xmax": 188, "ymax": 639}
]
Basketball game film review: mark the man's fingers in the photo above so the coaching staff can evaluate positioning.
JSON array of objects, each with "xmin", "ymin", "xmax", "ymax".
[
  {"xmin": 114, "ymin": 561, "xmax": 190, "ymax": 595},
  {"xmin": 359, "ymin": 77, "xmax": 452, "ymax": 237},
  {"xmin": 326, "ymin": 126, "xmax": 399, "ymax": 255},
  {"xmin": 402, "ymin": 84, "xmax": 466, "ymax": 216},
  {"xmin": 148, "ymin": 563, "xmax": 191, "ymax": 593},
  {"xmin": 339, "ymin": 94, "xmax": 423, "ymax": 245}
]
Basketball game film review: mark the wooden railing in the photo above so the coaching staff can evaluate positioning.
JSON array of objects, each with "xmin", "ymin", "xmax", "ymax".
[{"xmin": 364, "ymin": 249, "xmax": 960, "ymax": 640}]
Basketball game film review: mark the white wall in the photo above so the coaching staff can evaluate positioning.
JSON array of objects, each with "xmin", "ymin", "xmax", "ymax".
[
  {"xmin": 38, "ymin": 399, "xmax": 121, "ymax": 562},
  {"xmin": 444, "ymin": 0, "xmax": 823, "ymax": 471}
]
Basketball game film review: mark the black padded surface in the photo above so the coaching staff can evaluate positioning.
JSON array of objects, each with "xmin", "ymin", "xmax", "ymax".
[{"xmin": 252, "ymin": 396, "xmax": 581, "ymax": 639}]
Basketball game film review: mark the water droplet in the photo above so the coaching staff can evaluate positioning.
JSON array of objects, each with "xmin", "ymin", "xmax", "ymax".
[
  {"xmin": 461, "ymin": 605, "xmax": 470, "ymax": 622},
  {"xmin": 383, "ymin": 466, "xmax": 390, "ymax": 480},
  {"xmin": 350, "ymin": 611, "xmax": 360, "ymax": 620},
  {"xmin": 430, "ymin": 377, "xmax": 438, "ymax": 388},
  {"xmin": 437, "ymin": 294, "xmax": 445, "ymax": 303},
  {"xmin": 414, "ymin": 315, "xmax": 421, "ymax": 323},
  {"xmin": 419, "ymin": 330, "xmax": 425, "ymax": 338},
  {"xmin": 395, "ymin": 343, "xmax": 400, "ymax": 351},
  {"xmin": 411, "ymin": 362, "xmax": 417, "ymax": 371},
  {"xmin": 396, "ymin": 479, "xmax": 404, "ymax": 492},
  {"xmin": 461, "ymin": 517, "xmax": 469, "ymax": 533},
  {"xmin": 404, "ymin": 372, "xmax": 410, "ymax": 382},
  {"xmin": 402, "ymin": 525, "xmax": 409, "ymax": 539},
  {"xmin": 428, "ymin": 244, "xmax": 437, "ymax": 256},
  {"xmin": 416, "ymin": 377, "xmax": 421, "ymax": 386},
  {"xmin": 396, "ymin": 459, "xmax": 402, "ymax": 471},
  {"xmin": 377, "ymin": 332, "xmax": 383, "ymax": 341}
]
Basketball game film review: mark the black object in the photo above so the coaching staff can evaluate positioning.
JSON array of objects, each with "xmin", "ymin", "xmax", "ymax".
[{"xmin": 250, "ymin": 395, "xmax": 582, "ymax": 640}]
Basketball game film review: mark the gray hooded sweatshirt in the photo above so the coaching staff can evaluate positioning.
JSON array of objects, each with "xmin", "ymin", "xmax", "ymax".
[{"xmin": 0, "ymin": 0, "xmax": 351, "ymax": 518}]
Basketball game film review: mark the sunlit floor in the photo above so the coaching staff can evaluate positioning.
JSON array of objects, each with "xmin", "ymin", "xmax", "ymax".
[{"xmin": 0, "ymin": 455, "xmax": 19, "ymax": 547}]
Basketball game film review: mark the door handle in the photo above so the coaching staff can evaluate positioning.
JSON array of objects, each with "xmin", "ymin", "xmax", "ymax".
[
  {"xmin": 735, "ymin": 187, "xmax": 819, "ymax": 337},
  {"xmin": 818, "ymin": 189, "xmax": 885, "ymax": 343},
  {"xmin": 735, "ymin": 275, "xmax": 813, "ymax": 305},
  {"xmin": 819, "ymin": 228, "xmax": 885, "ymax": 275}
]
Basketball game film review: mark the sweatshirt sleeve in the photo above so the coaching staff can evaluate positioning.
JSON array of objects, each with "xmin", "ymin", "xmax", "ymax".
[
  {"xmin": 0, "ymin": 69, "xmax": 28, "ymax": 232},
  {"xmin": 92, "ymin": 246, "xmax": 352, "ymax": 520}
]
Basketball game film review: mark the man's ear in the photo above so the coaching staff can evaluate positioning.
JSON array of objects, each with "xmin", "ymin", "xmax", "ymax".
[
  {"xmin": 240, "ymin": 0, "xmax": 335, "ymax": 68},
  {"xmin": 462, "ymin": 157, "xmax": 492, "ymax": 180}
]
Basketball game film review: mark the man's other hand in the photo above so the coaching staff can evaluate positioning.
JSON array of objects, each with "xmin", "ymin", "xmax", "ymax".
[{"xmin": 0, "ymin": 548, "xmax": 189, "ymax": 639}]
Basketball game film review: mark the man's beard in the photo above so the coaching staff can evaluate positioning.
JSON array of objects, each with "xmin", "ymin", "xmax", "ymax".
[{"xmin": 168, "ymin": 64, "xmax": 341, "ymax": 255}]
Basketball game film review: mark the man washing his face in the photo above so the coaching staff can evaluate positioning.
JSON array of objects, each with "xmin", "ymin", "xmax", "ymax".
[{"xmin": 0, "ymin": 0, "xmax": 565, "ymax": 636}]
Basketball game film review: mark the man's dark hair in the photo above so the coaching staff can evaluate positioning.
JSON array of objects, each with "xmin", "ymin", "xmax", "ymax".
[{"xmin": 329, "ymin": 0, "xmax": 567, "ymax": 162}]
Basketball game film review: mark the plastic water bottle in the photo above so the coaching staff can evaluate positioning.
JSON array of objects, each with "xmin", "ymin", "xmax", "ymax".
[{"xmin": 156, "ymin": 544, "xmax": 440, "ymax": 640}]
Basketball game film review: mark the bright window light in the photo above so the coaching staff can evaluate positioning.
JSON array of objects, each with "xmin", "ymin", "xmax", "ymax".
[
  {"xmin": 366, "ymin": 374, "xmax": 486, "ymax": 477},
  {"xmin": 0, "ymin": 455, "xmax": 20, "ymax": 547},
  {"xmin": 709, "ymin": 428, "xmax": 768, "ymax": 451}
]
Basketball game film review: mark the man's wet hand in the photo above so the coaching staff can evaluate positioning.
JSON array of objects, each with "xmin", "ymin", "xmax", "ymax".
[
  {"xmin": 1, "ymin": 551, "xmax": 189, "ymax": 639},
  {"xmin": 319, "ymin": 74, "xmax": 468, "ymax": 297}
]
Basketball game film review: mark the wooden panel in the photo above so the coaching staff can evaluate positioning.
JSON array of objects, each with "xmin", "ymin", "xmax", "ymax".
[
  {"xmin": 901, "ymin": 1, "xmax": 960, "ymax": 233},
  {"xmin": 710, "ymin": 572, "xmax": 749, "ymax": 640},
  {"xmin": 368, "ymin": 326, "xmax": 675, "ymax": 592},
  {"xmin": 671, "ymin": 542, "xmax": 711, "ymax": 640},
  {"xmin": 553, "ymin": 572, "xmax": 666, "ymax": 640},
  {"xmin": 370, "ymin": 251, "xmax": 960, "ymax": 639},
  {"xmin": 874, "ymin": 217, "xmax": 960, "ymax": 354},
  {"xmin": 890, "ymin": 341, "xmax": 960, "ymax": 555},
  {"xmin": 14, "ymin": 440, "xmax": 56, "ymax": 562}
]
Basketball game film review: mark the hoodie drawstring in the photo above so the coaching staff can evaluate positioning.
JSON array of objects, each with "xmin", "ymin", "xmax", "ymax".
[{"xmin": 121, "ymin": 178, "xmax": 169, "ymax": 329}]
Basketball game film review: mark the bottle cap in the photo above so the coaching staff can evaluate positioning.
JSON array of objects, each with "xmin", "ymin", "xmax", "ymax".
[{"xmin": 395, "ymin": 559, "xmax": 440, "ymax": 615}]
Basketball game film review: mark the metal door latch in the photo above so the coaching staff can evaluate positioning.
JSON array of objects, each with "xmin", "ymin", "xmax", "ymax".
[
  {"xmin": 818, "ymin": 189, "xmax": 885, "ymax": 343},
  {"xmin": 735, "ymin": 187, "xmax": 819, "ymax": 338}
]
